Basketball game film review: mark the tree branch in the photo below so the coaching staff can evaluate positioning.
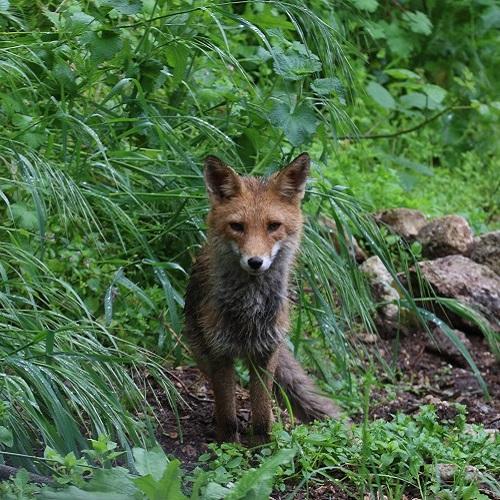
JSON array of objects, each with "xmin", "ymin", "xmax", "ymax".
[
  {"xmin": 338, "ymin": 105, "xmax": 464, "ymax": 141},
  {"xmin": 0, "ymin": 464, "xmax": 53, "ymax": 484}
]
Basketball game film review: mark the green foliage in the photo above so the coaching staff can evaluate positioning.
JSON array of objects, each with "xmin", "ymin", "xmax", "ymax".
[{"xmin": 4, "ymin": 408, "xmax": 496, "ymax": 499}]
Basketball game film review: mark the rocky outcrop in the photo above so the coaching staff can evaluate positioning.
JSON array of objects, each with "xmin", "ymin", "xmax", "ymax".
[
  {"xmin": 374, "ymin": 208, "xmax": 427, "ymax": 241},
  {"xmin": 410, "ymin": 255, "xmax": 500, "ymax": 334},
  {"xmin": 417, "ymin": 215, "xmax": 473, "ymax": 259},
  {"xmin": 470, "ymin": 231, "xmax": 500, "ymax": 276}
]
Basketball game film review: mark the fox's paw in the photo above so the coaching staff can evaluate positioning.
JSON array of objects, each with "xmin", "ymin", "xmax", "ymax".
[
  {"xmin": 250, "ymin": 424, "xmax": 271, "ymax": 446},
  {"xmin": 215, "ymin": 420, "xmax": 240, "ymax": 443}
]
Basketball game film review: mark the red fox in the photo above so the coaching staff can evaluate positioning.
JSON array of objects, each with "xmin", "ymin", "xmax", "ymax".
[{"xmin": 184, "ymin": 153, "xmax": 340, "ymax": 443}]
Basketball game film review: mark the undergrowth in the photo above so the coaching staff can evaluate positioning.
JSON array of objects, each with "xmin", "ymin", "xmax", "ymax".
[{"xmin": 1, "ymin": 406, "xmax": 498, "ymax": 499}]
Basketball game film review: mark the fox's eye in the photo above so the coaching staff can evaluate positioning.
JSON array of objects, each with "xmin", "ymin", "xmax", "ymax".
[
  {"xmin": 229, "ymin": 222, "xmax": 244, "ymax": 232},
  {"xmin": 268, "ymin": 222, "xmax": 281, "ymax": 232}
]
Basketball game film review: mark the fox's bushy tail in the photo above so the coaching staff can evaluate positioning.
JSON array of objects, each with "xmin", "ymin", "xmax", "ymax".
[{"xmin": 274, "ymin": 345, "xmax": 342, "ymax": 422}]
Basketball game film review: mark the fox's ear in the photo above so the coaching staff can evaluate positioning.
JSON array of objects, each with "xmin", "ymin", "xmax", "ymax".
[
  {"xmin": 204, "ymin": 156, "xmax": 241, "ymax": 203},
  {"xmin": 273, "ymin": 152, "xmax": 310, "ymax": 201}
]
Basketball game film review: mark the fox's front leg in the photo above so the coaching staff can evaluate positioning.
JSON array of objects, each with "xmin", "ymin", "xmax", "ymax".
[
  {"xmin": 249, "ymin": 352, "xmax": 278, "ymax": 444},
  {"xmin": 211, "ymin": 360, "xmax": 239, "ymax": 442}
]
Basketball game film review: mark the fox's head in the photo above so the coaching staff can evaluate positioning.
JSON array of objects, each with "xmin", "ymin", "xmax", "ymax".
[{"xmin": 203, "ymin": 153, "xmax": 309, "ymax": 275}]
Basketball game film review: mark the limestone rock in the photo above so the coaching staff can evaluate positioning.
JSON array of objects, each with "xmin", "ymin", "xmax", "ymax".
[
  {"xmin": 412, "ymin": 255, "xmax": 500, "ymax": 333},
  {"xmin": 417, "ymin": 215, "xmax": 473, "ymax": 258},
  {"xmin": 360, "ymin": 256, "xmax": 401, "ymax": 335},
  {"xmin": 374, "ymin": 208, "xmax": 427, "ymax": 241},
  {"xmin": 470, "ymin": 230, "xmax": 500, "ymax": 275}
]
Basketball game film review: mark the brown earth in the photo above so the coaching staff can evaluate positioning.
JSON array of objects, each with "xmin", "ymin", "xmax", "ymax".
[{"xmin": 147, "ymin": 330, "xmax": 499, "ymax": 498}]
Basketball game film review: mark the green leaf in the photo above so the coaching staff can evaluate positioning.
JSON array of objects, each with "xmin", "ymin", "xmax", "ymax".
[
  {"xmin": 66, "ymin": 11, "xmax": 98, "ymax": 35},
  {"xmin": 134, "ymin": 460, "xmax": 187, "ymax": 500},
  {"xmin": 226, "ymin": 448, "xmax": 296, "ymax": 499},
  {"xmin": 384, "ymin": 68, "xmax": 420, "ymax": 80},
  {"xmin": 423, "ymin": 84, "xmax": 447, "ymax": 104},
  {"xmin": 268, "ymin": 101, "xmax": 318, "ymax": 146},
  {"xmin": 366, "ymin": 81, "xmax": 395, "ymax": 110},
  {"xmin": 98, "ymin": 0, "xmax": 142, "ymax": 15},
  {"xmin": 203, "ymin": 483, "xmax": 232, "ymax": 500},
  {"xmin": 311, "ymin": 77, "xmax": 343, "ymax": 96},
  {"xmin": 0, "ymin": 0, "xmax": 9, "ymax": 12},
  {"xmin": 349, "ymin": 0, "xmax": 378, "ymax": 12},
  {"xmin": 0, "ymin": 425, "xmax": 13, "ymax": 447},
  {"xmin": 403, "ymin": 11, "xmax": 433, "ymax": 35},
  {"xmin": 85, "ymin": 31, "xmax": 123, "ymax": 63},
  {"xmin": 10, "ymin": 203, "xmax": 38, "ymax": 231},
  {"xmin": 272, "ymin": 44, "xmax": 322, "ymax": 81},
  {"xmin": 400, "ymin": 92, "xmax": 425, "ymax": 109},
  {"xmin": 133, "ymin": 447, "xmax": 169, "ymax": 481},
  {"xmin": 84, "ymin": 468, "xmax": 138, "ymax": 495}
]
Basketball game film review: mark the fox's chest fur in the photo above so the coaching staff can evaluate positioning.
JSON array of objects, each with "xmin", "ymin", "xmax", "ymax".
[
  {"xmin": 209, "ymin": 264, "xmax": 287, "ymax": 358},
  {"xmin": 184, "ymin": 247, "xmax": 291, "ymax": 360}
]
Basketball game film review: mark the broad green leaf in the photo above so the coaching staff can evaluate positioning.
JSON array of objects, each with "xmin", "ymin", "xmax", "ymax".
[
  {"xmin": 384, "ymin": 68, "xmax": 420, "ymax": 80},
  {"xmin": 423, "ymin": 84, "xmax": 447, "ymax": 103},
  {"xmin": 134, "ymin": 460, "xmax": 187, "ymax": 500},
  {"xmin": 66, "ymin": 11, "xmax": 98, "ymax": 35},
  {"xmin": 98, "ymin": 0, "xmax": 142, "ymax": 15},
  {"xmin": 0, "ymin": 425, "xmax": 13, "ymax": 446},
  {"xmin": 403, "ymin": 11, "xmax": 433, "ymax": 35},
  {"xmin": 133, "ymin": 447, "xmax": 169, "ymax": 481},
  {"xmin": 10, "ymin": 203, "xmax": 38, "ymax": 231},
  {"xmin": 226, "ymin": 448, "xmax": 296, "ymax": 499},
  {"xmin": 85, "ymin": 31, "xmax": 123, "ymax": 63},
  {"xmin": 366, "ymin": 81, "xmax": 395, "ymax": 110},
  {"xmin": 349, "ymin": 0, "xmax": 378, "ymax": 12},
  {"xmin": 311, "ymin": 77, "xmax": 343, "ymax": 96},
  {"xmin": 84, "ymin": 468, "xmax": 138, "ymax": 495},
  {"xmin": 400, "ymin": 92, "xmax": 426, "ymax": 109},
  {"xmin": 272, "ymin": 44, "xmax": 322, "ymax": 81},
  {"xmin": 268, "ymin": 101, "xmax": 318, "ymax": 146},
  {"xmin": 203, "ymin": 483, "xmax": 232, "ymax": 500}
]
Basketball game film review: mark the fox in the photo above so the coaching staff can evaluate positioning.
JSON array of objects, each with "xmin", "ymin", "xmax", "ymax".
[{"xmin": 183, "ymin": 152, "xmax": 341, "ymax": 443}]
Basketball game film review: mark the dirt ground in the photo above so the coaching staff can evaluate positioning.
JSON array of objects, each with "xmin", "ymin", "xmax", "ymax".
[{"xmin": 148, "ymin": 330, "xmax": 499, "ymax": 498}]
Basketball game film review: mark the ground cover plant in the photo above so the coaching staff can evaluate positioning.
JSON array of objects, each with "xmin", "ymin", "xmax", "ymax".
[{"xmin": 0, "ymin": 0, "xmax": 498, "ymax": 498}]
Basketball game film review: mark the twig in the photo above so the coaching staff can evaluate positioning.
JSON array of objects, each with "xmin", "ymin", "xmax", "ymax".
[
  {"xmin": 0, "ymin": 464, "xmax": 52, "ymax": 484},
  {"xmin": 338, "ymin": 105, "xmax": 466, "ymax": 141}
]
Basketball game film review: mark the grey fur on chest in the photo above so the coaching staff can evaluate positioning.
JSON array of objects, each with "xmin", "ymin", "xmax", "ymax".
[{"xmin": 209, "ymin": 261, "xmax": 288, "ymax": 359}]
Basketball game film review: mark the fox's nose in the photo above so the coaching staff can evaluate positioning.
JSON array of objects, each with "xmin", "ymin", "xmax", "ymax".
[{"xmin": 247, "ymin": 257, "xmax": 263, "ymax": 270}]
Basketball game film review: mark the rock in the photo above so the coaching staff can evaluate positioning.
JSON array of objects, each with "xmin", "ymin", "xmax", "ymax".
[
  {"xmin": 360, "ymin": 256, "xmax": 401, "ymax": 335},
  {"xmin": 319, "ymin": 216, "xmax": 367, "ymax": 263},
  {"xmin": 437, "ymin": 463, "xmax": 481, "ymax": 483},
  {"xmin": 374, "ymin": 208, "xmax": 427, "ymax": 241},
  {"xmin": 425, "ymin": 326, "xmax": 472, "ymax": 366},
  {"xmin": 410, "ymin": 255, "xmax": 500, "ymax": 334},
  {"xmin": 471, "ymin": 230, "xmax": 500, "ymax": 275},
  {"xmin": 417, "ymin": 215, "xmax": 473, "ymax": 258}
]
